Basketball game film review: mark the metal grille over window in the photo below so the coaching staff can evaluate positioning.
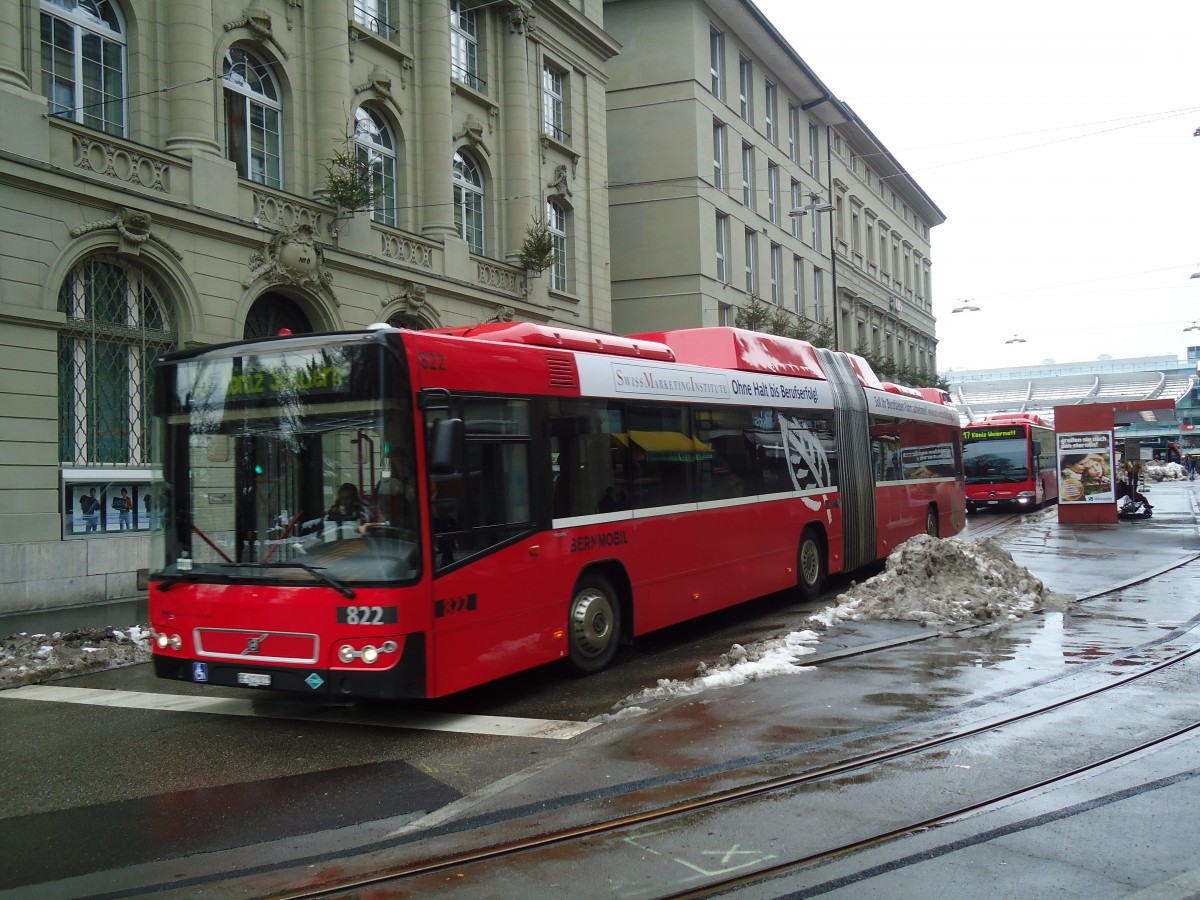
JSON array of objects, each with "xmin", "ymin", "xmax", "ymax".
[{"xmin": 58, "ymin": 256, "xmax": 175, "ymax": 465}]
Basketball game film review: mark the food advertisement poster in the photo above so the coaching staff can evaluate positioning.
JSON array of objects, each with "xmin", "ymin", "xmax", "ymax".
[{"xmin": 1056, "ymin": 431, "xmax": 1114, "ymax": 504}]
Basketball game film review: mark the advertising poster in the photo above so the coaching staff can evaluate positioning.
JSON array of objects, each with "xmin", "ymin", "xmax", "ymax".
[
  {"xmin": 900, "ymin": 443, "xmax": 957, "ymax": 480},
  {"xmin": 1056, "ymin": 431, "xmax": 1114, "ymax": 504}
]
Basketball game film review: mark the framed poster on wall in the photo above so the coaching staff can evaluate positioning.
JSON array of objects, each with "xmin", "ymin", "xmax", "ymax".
[{"xmin": 1056, "ymin": 432, "xmax": 1114, "ymax": 504}]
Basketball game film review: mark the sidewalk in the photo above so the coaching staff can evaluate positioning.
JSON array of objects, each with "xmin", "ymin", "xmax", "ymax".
[{"xmin": 998, "ymin": 478, "xmax": 1200, "ymax": 598}]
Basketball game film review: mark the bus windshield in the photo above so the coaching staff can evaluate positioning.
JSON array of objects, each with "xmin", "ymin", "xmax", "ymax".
[
  {"xmin": 153, "ymin": 339, "xmax": 419, "ymax": 586},
  {"xmin": 962, "ymin": 437, "xmax": 1029, "ymax": 484}
]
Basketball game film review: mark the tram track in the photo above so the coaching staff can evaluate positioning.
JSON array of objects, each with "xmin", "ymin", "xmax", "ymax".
[{"xmin": 253, "ymin": 636, "xmax": 1200, "ymax": 899}]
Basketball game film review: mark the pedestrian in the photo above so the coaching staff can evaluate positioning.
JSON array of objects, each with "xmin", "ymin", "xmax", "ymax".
[
  {"xmin": 113, "ymin": 487, "xmax": 132, "ymax": 530},
  {"xmin": 79, "ymin": 488, "xmax": 99, "ymax": 532}
]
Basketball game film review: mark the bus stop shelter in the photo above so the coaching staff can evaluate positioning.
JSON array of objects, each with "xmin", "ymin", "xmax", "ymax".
[{"xmin": 1054, "ymin": 399, "xmax": 1179, "ymax": 524}]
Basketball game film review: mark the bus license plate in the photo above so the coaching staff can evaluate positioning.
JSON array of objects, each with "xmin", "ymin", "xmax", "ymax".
[{"xmin": 237, "ymin": 672, "xmax": 272, "ymax": 687}]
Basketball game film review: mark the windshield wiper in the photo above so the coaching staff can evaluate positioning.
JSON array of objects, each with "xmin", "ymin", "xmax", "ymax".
[{"xmin": 263, "ymin": 561, "xmax": 356, "ymax": 598}]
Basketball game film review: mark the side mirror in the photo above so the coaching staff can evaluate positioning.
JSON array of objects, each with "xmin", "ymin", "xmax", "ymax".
[
  {"xmin": 428, "ymin": 417, "xmax": 463, "ymax": 474},
  {"xmin": 1031, "ymin": 441, "xmax": 1041, "ymax": 457}
]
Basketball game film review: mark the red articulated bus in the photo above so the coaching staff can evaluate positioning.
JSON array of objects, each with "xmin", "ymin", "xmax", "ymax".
[
  {"xmin": 148, "ymin": 324, "xmax": 965, "ymax": 699},
  {"xmin": 962, "ymin": 413, "xmax": 1058, "ymax": 513}
]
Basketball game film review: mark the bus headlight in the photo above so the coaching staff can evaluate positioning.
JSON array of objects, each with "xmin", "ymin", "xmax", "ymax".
[
  {"xmin": 361, "ymin": 645, "xmax": 379, "ymax": 665},
  {"xmin": 338, "ymin": 645, "xmax": 356, "ymax": 664},
  {"xmin": 155, "ymin": 633, "xmax": 170, "ymax": 649},
  {"xmin": 169, "ymin": 634, "xmax": 183, "ymax": 650}
]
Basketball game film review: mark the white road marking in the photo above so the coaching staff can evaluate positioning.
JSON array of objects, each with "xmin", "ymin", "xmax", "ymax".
[{"xmin": 1, "ymin": 684, "xmax": 597, "ymax": 740}]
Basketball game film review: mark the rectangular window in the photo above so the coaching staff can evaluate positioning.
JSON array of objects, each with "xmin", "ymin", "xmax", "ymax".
[
  {"xmin": 764, "ymin": 81, "xmax": 777, "ymax": 143},
  {"xmin": 715, "ymin": 212, "xmax": 729, "ymax": 284},
  {"xmin": 767, "ymin": 162, "xmax": 779, "ymax": 225},
  {"xmin": 744, "ymin": 228, "xmax": 757, "ymax": 294},
  {"xmin": 709, "ymin": 28, "xmax": 724, "ymax": 99},
  {"xmin": 738, "ymin": 56, "xmax": 752, "ymax": 123},
  {"xmin": 787, "ymin": 104, "xmax": 799, "ymax": 162},
  {"xmin": 713, "ymin": 120, "xmax": 726, "ymax": 190},
  {"xmin": 813, "ymin": 267, "xmax": 825, "ymax": 322},
  {"xmin": 542, "ymin": 63, "xmax": 566, "ymax": 142},
  {"xmin": 811, "ymin": 206, "xmax": 821, "ymax": 253},
  {"xmin": 792, "ymin": 255, "xmax": 804, "ymax": 313},
  {"xmin": 770, "ymin": 243, "xmax": 781, "ymax": 304},
  {"xmin": 741, "ymin": 143, "xmax": 754, "ymax": 209},
  {"xmin": 450, "ymin": 0, "xmax": 480, "ymax": 90},
  {"xmin": 808, "ymin": 122, "xmax": 820, "ymax": 179},
  {"xmin": 353, "ymin": 0, "xmax": 389, "ymax": 37}
]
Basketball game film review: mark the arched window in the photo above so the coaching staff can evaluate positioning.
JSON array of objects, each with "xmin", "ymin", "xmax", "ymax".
[
  {"xmin": 453, "ymin": 150, "xmax": 485, "ymax": 254},
  {"xmin": 355, "ymin": 106, "xmax": 397, "ymax": 227},
  {"xmin": 243, "ymin": 293, "xmax": 312, "ymax": 340},
  {"xmin": 39, "ymin": 0, "xmax": 126, "ymax": 136},
  {"xmin": 222, "ymin": 47, "xmax": 283, "ymax": 188},
  {"xmin": 547, "ymin": 199, "xmax": 569, "ymax": 292},
  {"xmin": 58, "ymin": 256, "xmax": 175, "ymax": 465}
]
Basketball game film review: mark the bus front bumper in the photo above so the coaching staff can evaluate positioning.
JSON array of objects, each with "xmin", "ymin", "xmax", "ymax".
[{"xmin": 152, "ymin": 633, "xmax": 427, "ymax": 699}]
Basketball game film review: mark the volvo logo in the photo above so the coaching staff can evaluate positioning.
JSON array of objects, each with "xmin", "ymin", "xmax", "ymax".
[{"xmin": 243, "ymin": 633, "xmax": 270, "ymax": 655}]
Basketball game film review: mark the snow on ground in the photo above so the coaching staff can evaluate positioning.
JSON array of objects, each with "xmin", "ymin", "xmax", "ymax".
[
  {"xmin": 0, "ymin": 625, "xmax": 151, "ymax": 691},
  {"xmin": 1143, "ymin": 461, "xmax": 1188, "ymax": 482},
  {"xmin": 602, "ymin": 534, "xmax": 1074, "ymax": 718}
]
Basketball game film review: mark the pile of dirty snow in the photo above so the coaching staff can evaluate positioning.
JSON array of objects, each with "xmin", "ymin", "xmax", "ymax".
[
  {"xmin": 1143, "ymin": 461, "xmax": 1187, "ymax": 482},
  {"xmin": 601, "ymin": 534, "xmax": 1075, "ymax": 716},
  {"xmin": 810, "ymin": 534, "xmax": 1073, "ymax": 628},
  {"xmin": 0, "ymin": 626, "xmax": 151, "ymax": 690}
]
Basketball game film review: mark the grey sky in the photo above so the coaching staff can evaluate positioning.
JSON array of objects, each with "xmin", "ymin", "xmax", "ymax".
[{"xmin": 753, "ymin": 0, "xmax": 1200, "ymax": 372}]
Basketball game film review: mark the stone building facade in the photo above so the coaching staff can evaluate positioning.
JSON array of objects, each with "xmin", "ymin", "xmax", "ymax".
[
  {"xmin": 603, "ymin": 0, "xmax": 942, "ymax": 377},
  {"xmin": 0, "ymin": 0, "xmax": 617, "ymax": 617}
]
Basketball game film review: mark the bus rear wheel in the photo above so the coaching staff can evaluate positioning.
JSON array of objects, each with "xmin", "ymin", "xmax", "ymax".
[
  {"xmin": 797, "ymin": 528, "xmax": 825, "ymax": 602},
  {"xmin": 925, "ymin": 506, "xmax": 940, "ymax": 537},
  {"xmin": 567, "ymin": 574, "xmax": 621, "ymax": 674}
]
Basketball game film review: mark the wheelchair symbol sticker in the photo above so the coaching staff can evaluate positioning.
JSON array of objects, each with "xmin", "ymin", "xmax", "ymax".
[{"xmin": 193, "ymin": 662, "xmax": 208, "ymax": 682}]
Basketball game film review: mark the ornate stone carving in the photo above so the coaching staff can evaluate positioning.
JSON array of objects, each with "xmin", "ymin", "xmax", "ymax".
[
  {"xmin": 491, "ymin": 305, "xmax": 516, "ymax": 323},
  {"xmin": 355, "ymin": 66, "xmax": 397, "ymax": 108},
  {"xmin": 243, "ymin": 224, "xmax": 334, "ymax": 295},
  {"xmin": 224, "ymin": 9, "xmax": 287, "ymax": 58},
  {"xmin": 506, "ymin": 0, "xmax": 535, "ymax": 34},
  {"xmin": 286, "ymin": 0, "xmax": 302, "ymax": 29},
  {"xmin": 453, "ymin": 116, "xmax": 490, "ymax": 156},
  {"xmin": 252, "ymin": 189, "xmax": 327, "ymax": 234},
  {"xmin": 70, "ymin": 208, "xmax": 183, "ymax": 260},
  {"xmin": 547, "ymin": 164, "xmax": 572, "ymax": 199},
  {"xmin": 72, "ymin": 134, "xmax": 171, "ymax": 193},
  {"xmin": 390, "ymin": 281, "xmax": 427, "ymax": 315},
  {"xmin": 381, "ymin": 233, "xmax": 435, "ymax": 269},
  {"xmin": 476, "ymin": 261, "xmax": 525, "ymax": 297}
]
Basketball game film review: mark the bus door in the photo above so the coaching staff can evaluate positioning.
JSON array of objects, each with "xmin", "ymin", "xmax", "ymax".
[{"xmin": 421, "ymin": 395, "xmax": 550, "ymax": 695}]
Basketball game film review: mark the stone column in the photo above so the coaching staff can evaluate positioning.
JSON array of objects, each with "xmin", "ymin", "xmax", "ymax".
[
  {"xmin": 418, "ymin": 0, "xmax": 456, "ymax": 239},
  {"xmin": 502, "ymin": 9, "xmax": 534, "ymax": 263},
  {"xmin": 312, "ymin": 0, "xmax": 351, "ymax": 176},
  {"xmin": 0, "ymin": 4, "xmax": 30, "ymax": 92},
  {"xmin": 164, "ymin": 0, "xmax": 220, "ymax": 157}
]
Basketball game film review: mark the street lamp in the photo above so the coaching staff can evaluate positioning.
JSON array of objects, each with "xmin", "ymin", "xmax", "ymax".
[
  {"xmin": 1005, "ymin": 334, "xmax": 1026, "ymax": 344},
  {"xmin": 788, "ymin": 191, "xmax": 835, "ymax": 217},
  {"xmin": 1185, "ymin": 321, "xmax": 1200, "ymax": 332},
  {"xmin": 789, "ymin": 191, "xmax": 838, "ymax": 349},
  {"xmin": 952, "ymin": 301, "xmax": 980, "ymax": 313}
]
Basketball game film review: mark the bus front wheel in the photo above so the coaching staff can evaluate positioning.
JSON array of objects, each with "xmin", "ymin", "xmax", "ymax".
[
  {"xmin": 797, "ymin": 529, "xmax": 826, "ymax": 602},
  {"xmin": 567, "ymin": 574, "xmax": 621, "ymax": 674}
]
